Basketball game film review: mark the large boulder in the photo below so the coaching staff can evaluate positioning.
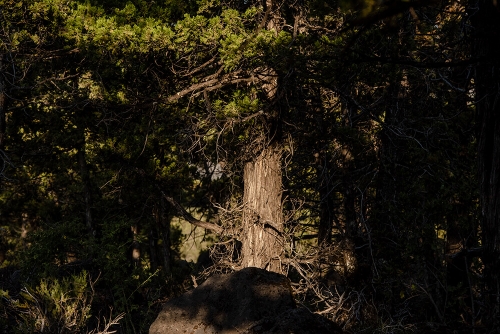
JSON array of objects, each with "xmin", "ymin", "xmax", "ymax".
[{"xmin": 149, "ymin": 267, "xmax": 342, "ymax": 334}]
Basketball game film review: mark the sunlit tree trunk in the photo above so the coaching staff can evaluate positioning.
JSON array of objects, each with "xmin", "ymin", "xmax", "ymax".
[
  {"xmin": 238, "ymin": 0, "xmax": 285, "ymax": 274},
  {"xmin": 471, "ymin": 0, "xmax": 500, "ymax": 326},
  {"xmin": 241, "ymin": 143, "xmax": 284, "ymax": 273}
]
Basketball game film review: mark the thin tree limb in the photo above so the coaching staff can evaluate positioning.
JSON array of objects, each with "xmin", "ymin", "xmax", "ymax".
[
  {"xmin": 133, "ymin": 167, "xmax": 224, "ymax": 234},
  {"xmin": 161, "ymin": 192, "xmax": 224, "ymax": 234},
  {"xmin": 164, "ymin": 71, "xmax": 254, "ymax": 103}
]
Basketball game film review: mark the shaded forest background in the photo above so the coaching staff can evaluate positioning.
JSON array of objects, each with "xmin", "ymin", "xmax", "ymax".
[{"xmin": 1, "ymin": 0, "xmax": 499, "ymax": 333}]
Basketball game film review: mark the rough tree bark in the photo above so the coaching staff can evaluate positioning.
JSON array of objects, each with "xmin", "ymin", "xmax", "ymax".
[
  {"xmin": 240, "ymin": 143, "xmax": 284, "ymax": 273},
  {"xmin": 238, "ymin": 0, "xmax": 286, "ymax": 274},
  {"xmin": 471, "ymin": 0, "xmax": 500, "ymax": 326}
]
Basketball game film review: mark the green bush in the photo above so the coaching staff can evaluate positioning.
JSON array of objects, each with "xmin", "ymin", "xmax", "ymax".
[{"xmin": 1, "ymin": 271, "xmax": 92, "ymax": 333}]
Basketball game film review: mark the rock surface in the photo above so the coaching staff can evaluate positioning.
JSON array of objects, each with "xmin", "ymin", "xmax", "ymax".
[{"xmin": 149, "ymin": 267, "xmax": 342, "ymax": 334}]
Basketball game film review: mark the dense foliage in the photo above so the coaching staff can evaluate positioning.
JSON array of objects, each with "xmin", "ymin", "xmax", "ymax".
[{"xmin": 1, "ymin": 0, "xmax": 498, "ymax": 333}]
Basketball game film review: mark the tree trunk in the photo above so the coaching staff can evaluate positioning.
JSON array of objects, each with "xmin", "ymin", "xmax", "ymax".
[
  {"xmin": 240, "ymin": 143, "xmax": 284, "ymax": 273},
  {"xmin": 316, "ymin": 154, "xmax": 335, "ymax": 246},
  {"xmin": 78, "ymin": 144, "xmax": 93, "ymax": 233},
  {"xmin": 0, "ymin": 54, "xmax": 7, "ymax": 181},
  {"xmin": 238, "ymin": 0, "xmax": 286, "ymax": 274},
  {"xmin": 0, "ymin": 55, "xmax": 5, "ymax": 267},
  {"xmin": 155, "ymin": 196, "xmax": 171, "ymax": 274},
  {"xmin": 131, "ymin": 224, "xmax": 141, "ymax": 267},
  {"xmin": 471, "ymin": 0, "xmax": 500, "ymax": 326},
  {"xmin": 148, "ymin": 227, "xmax": 158, "ymax": 273},
  {"xmin": 372, "ymin": 74, "xmax": 407, "ymax": 283}
]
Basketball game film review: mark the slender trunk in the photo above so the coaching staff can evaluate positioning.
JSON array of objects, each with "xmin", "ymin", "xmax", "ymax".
[
  {"xmin": 0, "ymin": 54, "xmax": 5, "ymax": 152},
  {"xmin": 343, "ymin": 175, "xmax": 357, "ymax": 239},
  {"xmin": 445, "ymin": 65, "xmax": 475, "ymax": 303},
  {"xmin": 471, "ymin": 0, "xmax": 500, "ymax": 326},
  {"xmin": 372, "ymin": 75, "xmax": 406, "ymax": 282},
  {"xmin": 131, "ymin": 224, "xmax": 141, "ymax": 267},
  {"xmin": 241, "ymin": 143, "xmax": 284, "ymax": 273},
  {"xmin": 0, "ymin": 55, "xmax": 6, "ymax": 267},
  {"xmin": 149, "ymin": 228, "xmax": 159, "ymax": 273},
  {"xmin": 313, "ymin": 103, "xmax": 336, "ymax": 246},
  {"xmin": 156, "ymin": 196, "xmax": 171, "ymax": 274},
  {"xmin": 0, "ymin": 63, "xmax": 4, "ymax": 257},
  {"xmin": 77, "ymin": 144, "xmax": 93, "ymax": 233},
  {"xmin": 0, "ymin": 54, "xmax": 7, "ymax": 182},
  {"xmin": 341, "ymin": 174, "xmax": 358, "ymax": 276},
  {"xmin": 316, "ymin": 155, "xmax": 334, "ymax": 246}
]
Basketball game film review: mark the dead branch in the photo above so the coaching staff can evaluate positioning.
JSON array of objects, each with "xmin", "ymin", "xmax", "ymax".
[
  {"xmin": 164, "ymin": 70, "xmax": 254, "ymax": 103},
  {"xmin": 161, "ymin": 192, "xmax": 224, "ymax": 234},
  {"xmin": 132, "ymin": 166, "xmax": 224, "ymax": 234}
]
